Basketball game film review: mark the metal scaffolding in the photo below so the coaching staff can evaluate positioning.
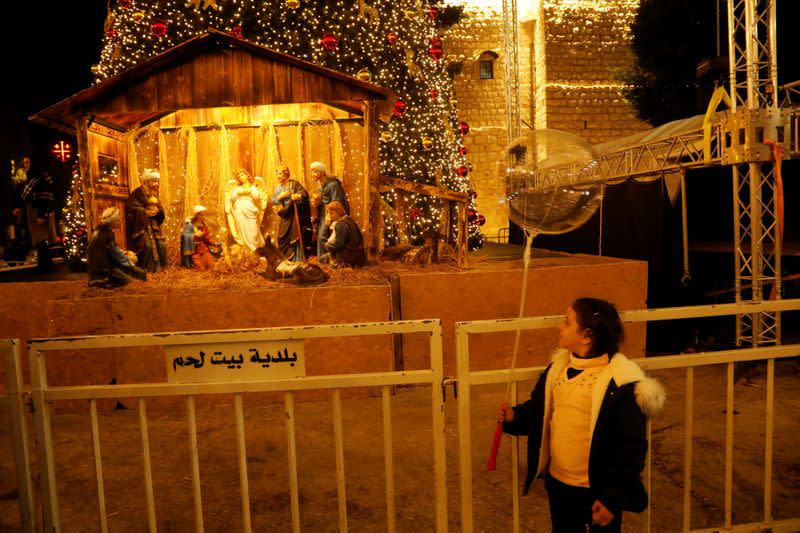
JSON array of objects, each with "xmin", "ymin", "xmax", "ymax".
[
  {"xmin": 501, "ymin": 0, "xmax": 521, "ymax": 147},
  {"xmin": 726, "ymin": 0, "xmax": 784, "ymax": 347},
  {"xmin": 502, "ymin": 0, "xmax": 797, "ymax": 347}
]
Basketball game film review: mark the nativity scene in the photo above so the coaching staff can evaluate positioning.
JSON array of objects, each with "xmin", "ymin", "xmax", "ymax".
[{"xmin": 32, "ymin": 30, "xmax": 471, "ymax": 291}]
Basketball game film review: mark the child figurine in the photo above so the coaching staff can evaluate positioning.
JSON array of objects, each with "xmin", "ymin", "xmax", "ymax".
[
  {"xmin": 87, "ymin": 207, "xmax": 147, "ymax": 288},
  {"xmin": 181, "ymin": 205, "xmax": 219, "ymax": 271}
]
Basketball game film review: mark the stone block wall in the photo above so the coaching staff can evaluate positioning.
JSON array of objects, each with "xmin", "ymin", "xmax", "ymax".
[
  {"xmin": 446, "ymin": 7, "xmax": 534, "ymax": 129},
  {"xmin": 445, "ymin": 8, "xmax": 533, "ymax": 240},
  {"xmin": 543, "ymin": 0, "xmax": 640, "ymax": 83},
  {"xmin": 541, "ymin": 0, "xmax": 650, "ymax": 143},
  {"xmin": 545, "ymin": 85, "xmax": 648, "ymax": 144}
]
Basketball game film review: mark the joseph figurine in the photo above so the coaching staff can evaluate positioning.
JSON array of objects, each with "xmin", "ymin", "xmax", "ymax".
[{"xmin": 271, "ymin": 164, "xmax": 313, "ymax": 261}]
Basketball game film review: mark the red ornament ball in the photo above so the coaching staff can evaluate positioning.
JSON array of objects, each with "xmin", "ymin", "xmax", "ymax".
[
  {"xmin": 467, "ymin": 208, "xmax": 477, "ymax": 222},
  {"xmin": 456, "ymin": 165, "xmax": 469, "ymax": 177},
  {"xmin": 409, "ymin": 207, "xmax": 422, "ymax": 220},
  {"xmin": 428, "ymin": 45, "xmax": 443, "ymax": 61},
  {"xmin": 476, "ymin": 214, "xmax": 486, "ymax": 226},
  {"xmin": 431, "ymin": 36, "xmax": 442, "ymax": 47},
  {"xmin": 151, "ymin": 18, "xmax": 168, "ymax": 38},
  {"xmin": 459, "ymin": 146, "xmax": 468, "ymax": 156},
  {"xmin": 106, "ymin": 28, "xmax": 117, "ymax": 39},
  {"xmin": 387, "ymin": 31, "xmax": 398, "ymax": 45},
  {"xmin": 427, "ymin": 6, "xmax": 440, "ymax": 19},
  {"xmin": 429, "ymin": 89, "xmax": 439, "ymax": 99},
  {"xmin": 393, "ymin": 100, "xmax": 407, "ymax": 116},
  {"xmin": 458, "ymin": 121, "xmax": 470, "ymax": 135},
  {"xmin": 230, "ymin": 25, "xmax": 243, "ymax": 39},
  {"xmin": 321, "ymin": 32, "xmax": 338, "ymax": 51}
]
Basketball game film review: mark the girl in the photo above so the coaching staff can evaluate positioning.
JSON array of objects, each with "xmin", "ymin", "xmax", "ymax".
[{"xmin": 497, "ymin": 298, "xmax": 665, "ymax": 532}]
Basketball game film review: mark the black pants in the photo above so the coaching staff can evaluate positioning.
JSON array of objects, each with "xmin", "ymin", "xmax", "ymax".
[{"xmin": 545, "ymin": 474, "xmax": 622, "ymax": 533}]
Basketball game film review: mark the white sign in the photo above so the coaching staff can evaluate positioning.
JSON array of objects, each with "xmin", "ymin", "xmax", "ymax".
[{"xmin": 166, "ymin": 340, "xmax": 305, "ymax": 383}]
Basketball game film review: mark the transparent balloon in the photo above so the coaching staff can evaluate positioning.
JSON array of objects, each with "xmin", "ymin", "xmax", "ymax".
[{"xmin": 499, "ymin": 128, "xmax": 602, "ymax": 235}]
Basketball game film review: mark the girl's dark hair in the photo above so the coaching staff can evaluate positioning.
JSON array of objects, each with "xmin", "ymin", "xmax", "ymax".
[{"xmin": 572, "ymin": 298, "xmax": 624, "ymax": 356}]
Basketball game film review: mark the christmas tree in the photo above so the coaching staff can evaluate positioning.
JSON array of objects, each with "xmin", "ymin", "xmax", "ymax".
[
  {"xmin": 94, "ymin": 0, "xmax": 484, "ymax": 250},
  {"xmin": 63, "ymin": 163, "xmax": 89, "ymax": 268}
]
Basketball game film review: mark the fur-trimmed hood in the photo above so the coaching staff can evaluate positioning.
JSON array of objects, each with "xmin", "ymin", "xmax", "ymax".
[{"xmin": 550, "ymin": 348, "xmax": 666, "ymax": 417}]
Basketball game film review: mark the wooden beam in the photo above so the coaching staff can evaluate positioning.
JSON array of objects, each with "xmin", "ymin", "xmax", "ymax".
[{"xmin": 379, "ymin": 177, "xmax": 468, "ymax": 204}]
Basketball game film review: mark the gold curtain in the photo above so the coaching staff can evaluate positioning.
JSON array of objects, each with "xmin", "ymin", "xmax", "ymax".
[{"xmin": 128, "ymin": 104, "xmax": 366, "ymax": 257}]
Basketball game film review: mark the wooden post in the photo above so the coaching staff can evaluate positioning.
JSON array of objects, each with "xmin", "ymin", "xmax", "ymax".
[
  {"xmin": 457, "ymin": 201, "xmax": 469, "ymax": 268},
  {"xmin": 364, "ymin": 100, "xmax": 382, "ymax": 261},
  {"xmin": 394, "ymin": 192, "xmax": 409, "ymax": 244},
  {"xmin": 77, "ymin": 116, "xmax": 95, "ymax": 233},
  {"xmin": 441, "ymin": 201, "xmax": 452, "ymax": 245}
]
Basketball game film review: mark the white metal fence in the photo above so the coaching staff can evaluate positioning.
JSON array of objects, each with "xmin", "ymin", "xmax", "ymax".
[
  {"xmin": 21, "ymin": 318, "xmax": 446, "ymax": 533},
  {"xmin": 455, "ymin": 299, "xmax": 800, "ymax": 533},
  {"xmin": 5, "ymin": 301, "xmax": 800, "ymax": 531},
  {"xmin": 0, "ymin": 339, "xmax": 35, "ymax": 532}
]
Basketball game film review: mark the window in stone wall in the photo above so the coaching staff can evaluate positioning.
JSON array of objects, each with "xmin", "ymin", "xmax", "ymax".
[{"xmin": 478, "ymin": 51, "xmax": 498, "ymax": 80}]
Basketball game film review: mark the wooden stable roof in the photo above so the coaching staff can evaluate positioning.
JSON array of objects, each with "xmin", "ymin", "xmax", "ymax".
[{"xmin": 31, "ymin": 28, "xmax": 397, "ymax": 134}]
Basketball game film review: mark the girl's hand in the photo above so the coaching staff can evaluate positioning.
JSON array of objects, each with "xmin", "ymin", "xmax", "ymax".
[
  {"xmin": 497, "ymin": 402, "xmax": 514, "ymax": 423},
  {"xmin": 591, "ymin": 500, "xmax": 614, "ymax": 527}
]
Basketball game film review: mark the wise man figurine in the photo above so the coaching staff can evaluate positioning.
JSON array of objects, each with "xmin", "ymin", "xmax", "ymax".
[{"xmin": 125, "ymin": 169, "xmax": 168, "ymax": 272}]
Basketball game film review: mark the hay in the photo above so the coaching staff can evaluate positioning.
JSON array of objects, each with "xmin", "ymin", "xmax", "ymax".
[{"xmin": 77, "ymin": 258, "xmax": 465, "ymax": 298}]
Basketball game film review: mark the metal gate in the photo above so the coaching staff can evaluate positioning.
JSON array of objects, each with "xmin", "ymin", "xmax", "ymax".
[
  {"xmin": 23, "ymin": 318, "xmax": 446, "ymax": 533},
  {"xmin": 455, "ymin": 299, "xmax": 800, "ymax": 533}
]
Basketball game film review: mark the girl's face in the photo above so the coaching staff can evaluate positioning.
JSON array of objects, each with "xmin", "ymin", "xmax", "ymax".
[{"xmin": 558, "ymin": 306, "xmax": 591, "ymax": 355}]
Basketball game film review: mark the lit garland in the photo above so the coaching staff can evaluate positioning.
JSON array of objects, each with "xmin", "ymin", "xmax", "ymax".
[
  {"xmin": 94, "ymin": 0, "xmax": 483, "ymax": 249},
  {"xmin": 63, "ymin": 163, "xmax": 89, "ymax": 264}
]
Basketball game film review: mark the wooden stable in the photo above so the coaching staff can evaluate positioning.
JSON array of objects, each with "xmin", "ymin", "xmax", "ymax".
[{"xmin": 30, "ymin": 29, "xmax": 398, "ymax": 260}]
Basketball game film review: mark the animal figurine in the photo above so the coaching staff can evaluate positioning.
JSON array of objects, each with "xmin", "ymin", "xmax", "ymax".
[
  {"xmin": 254, "ymin": 235, "xmax": 329, "ymax": 285},
  {"xmin": 381, "ymin": 229, "xmax": 455, "ymax": 265}
]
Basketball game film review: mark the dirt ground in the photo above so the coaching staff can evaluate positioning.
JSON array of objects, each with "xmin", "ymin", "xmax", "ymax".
[{"xmin": 1, "ymin": 360, "xmax": 799, "ymax": 532}]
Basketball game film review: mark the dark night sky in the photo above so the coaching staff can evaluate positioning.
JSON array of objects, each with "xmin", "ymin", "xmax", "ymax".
[
  {"xmin": 2, "ymin": 2, "xmax": 107, "ymax": 143},
  {"xmin": 1, "ymin": 2, "xmax": 108, "ymax": 207}
]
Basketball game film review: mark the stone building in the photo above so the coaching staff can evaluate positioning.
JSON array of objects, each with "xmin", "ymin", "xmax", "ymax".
[{"xmin": 445, "ymin": 0, "xmax": 650, "ymax": 240}]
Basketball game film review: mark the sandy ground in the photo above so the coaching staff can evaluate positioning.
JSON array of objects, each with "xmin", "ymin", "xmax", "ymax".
[{"xmin": 1, "ymin": 360, "xmax": 799, "ymax": 532}]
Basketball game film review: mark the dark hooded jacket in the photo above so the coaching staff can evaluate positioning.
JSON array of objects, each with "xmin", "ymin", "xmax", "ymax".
[{"xmin": 502, "ymin": 348, "xmax": 665, "ymax": 516}]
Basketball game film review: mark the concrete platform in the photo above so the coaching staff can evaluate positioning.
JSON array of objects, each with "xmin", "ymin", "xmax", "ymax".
[{"xmin": 0, "ymin": 249, "xmax": 647, "ymax": 406}]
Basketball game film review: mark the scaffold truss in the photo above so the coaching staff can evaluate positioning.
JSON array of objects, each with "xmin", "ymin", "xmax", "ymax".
[{"xmin": 502, "ymin": 0, "xmax": 796, "ymax": 347}]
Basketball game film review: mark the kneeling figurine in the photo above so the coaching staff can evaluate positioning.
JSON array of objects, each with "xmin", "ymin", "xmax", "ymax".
[
  {"xmin": 181, "ymin": 205, "xmax": 220, "ymax": 271},
  {"xmin": 318, "ymin": 201, "xmax": 366, "ymax": 268},
  {"xmin": 87, "ymin": 207, "xmax": 147, "ymax": 288}
]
